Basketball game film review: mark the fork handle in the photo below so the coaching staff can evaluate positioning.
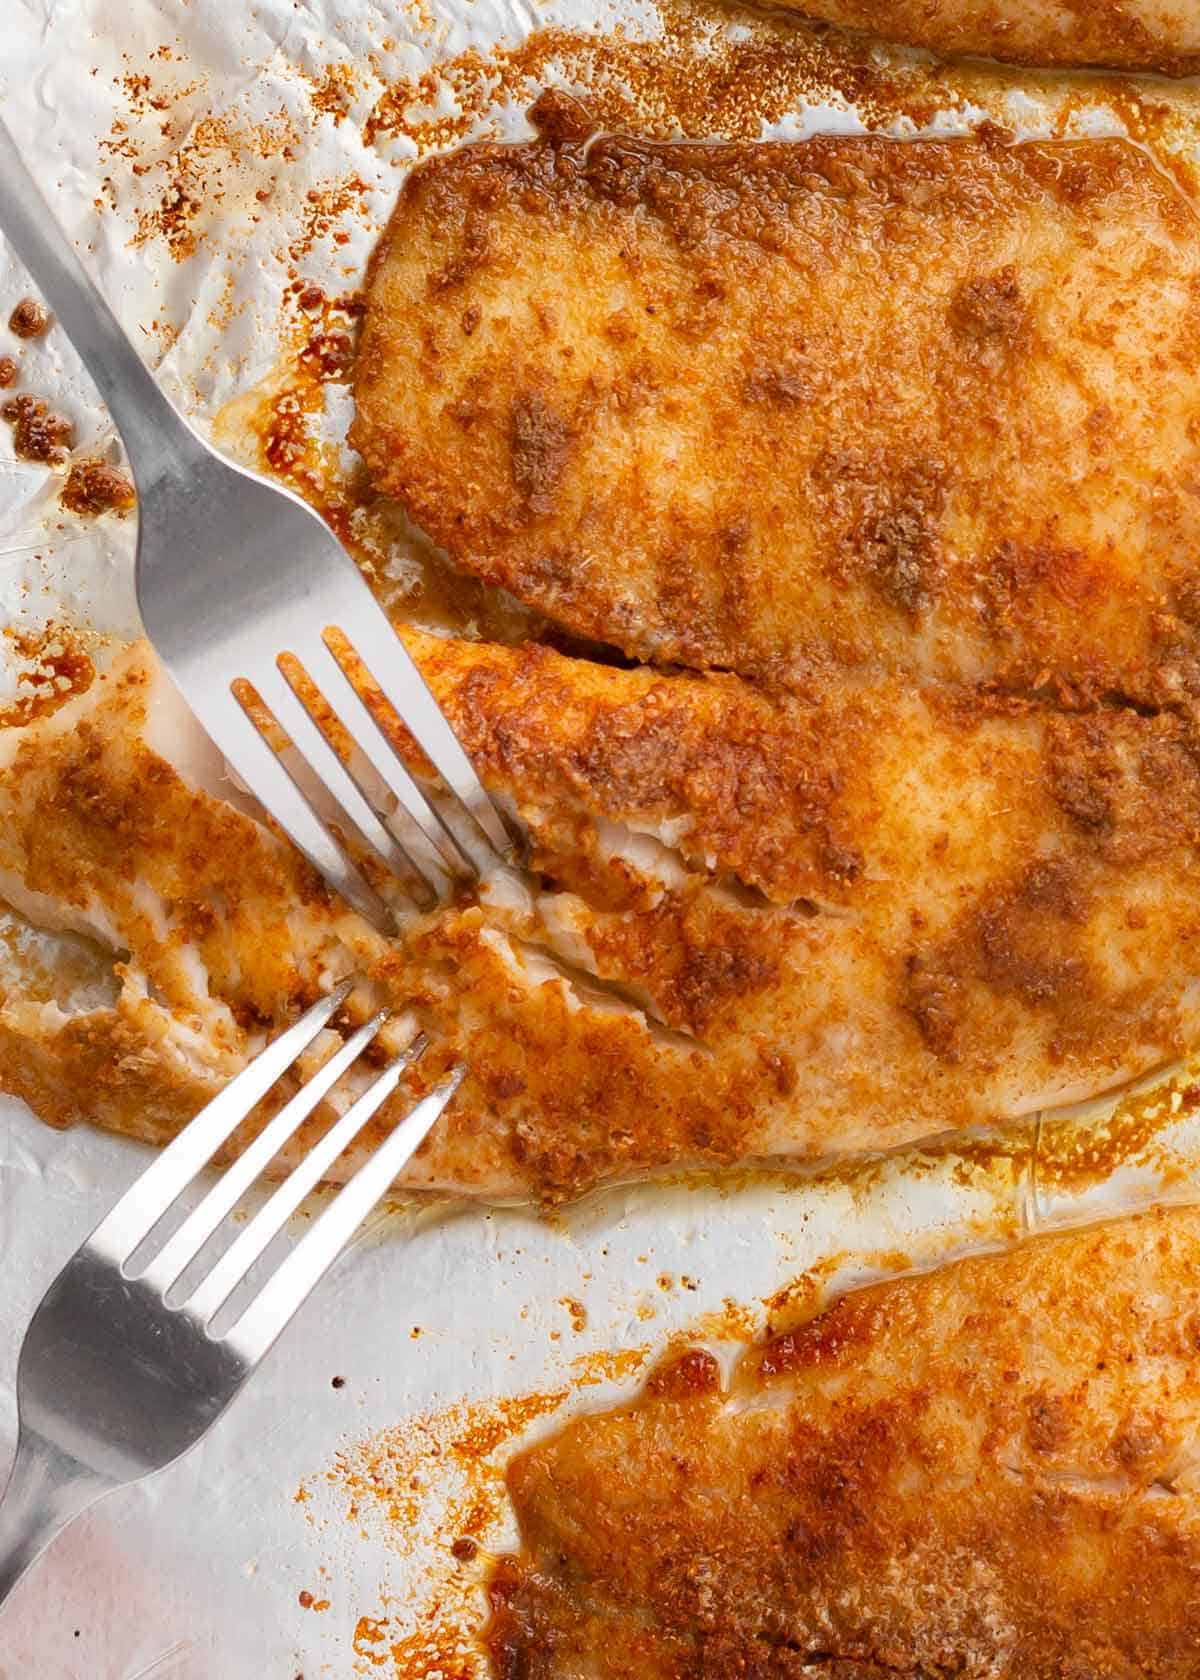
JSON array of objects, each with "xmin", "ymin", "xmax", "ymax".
[
  {"xmin": 0, "ymin": 1427, "xmax": 110, "ymax": 1610},
  {"xmin": 0, "ymin": 114, "xmax": 205, "ymax": 488}
]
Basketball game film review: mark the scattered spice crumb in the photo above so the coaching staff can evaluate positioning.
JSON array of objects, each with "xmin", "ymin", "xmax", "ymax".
[
  {"xmin": 298, "ymin": 329, "xmax": 354, "ymax": 381},
  {"xmin": 60, "ymin": 457, "xmax": 136, "ymax": 517},
  {"xmin": 314, "ymin": 1391, "xmax": 567, "ymax": 1548},
  {"xmin": 306, "ymin": 63, "xmax": 357, "ymax": 125},
  {"xmin": 298, "ymin": 1590, "xmax": 314, "ymax": 1608},
  {"xmin": 310, "ymin": 1391, "xmax": 568, "ymax": 1676},
  {"xmin": 118, "ymin": 70, "xmax": 167, "ymax": 116},
  {"xmin": 288, "ymin": 176, "xmax": 371, "ymax": 264},
  {"xmin": 2, "ymin": 394, "xmax": 74, "ymax": 465},
  {"xmin": 331, "ymin": 1375, "xmax": 346, "ymax": 1390},
  {"xmin": 9, "ymin": 298, "xmax": 49, "ymax": 339},
  {"xmin": 0, "ymin": 357, "xmax": 17, "ymax": 389},
  {"xmin": 560, "ymin": 1296, "xmax": 587, "ymax": 1333},
  {"xmin": 112, "ymin": 106, "xmax": 302, "ymax": 263}
]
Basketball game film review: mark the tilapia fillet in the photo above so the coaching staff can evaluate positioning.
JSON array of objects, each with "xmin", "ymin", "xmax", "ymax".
[
  {"xmin": 488, "ymin": 1208, "xmax": 1200, "ymax": 1676},
  {"xmin": 769, "ymin": 0, "xmax": 1200, "ymax": 72},
  {"xmin": 353, "ymin": 125, "xmax": 1200, "ymax": 703},
  {"xmin": 2, "ymin": 629, "xmax": 1200, "ymax": 1200}
]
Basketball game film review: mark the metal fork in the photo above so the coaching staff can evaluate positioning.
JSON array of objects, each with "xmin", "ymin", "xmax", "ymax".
[
  {"xmin": 0, "ymin": 982, "xmax": 461, "ymax": 1610},
  {"xmin": 0, "ymin": 117, "xmax": 518, "ymax": 933}
]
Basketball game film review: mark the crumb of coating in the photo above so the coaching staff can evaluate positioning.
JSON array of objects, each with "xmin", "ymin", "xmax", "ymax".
[{"xmin": 489, "ymin": 1209, "xmax": 1200, "ymax": 1675}]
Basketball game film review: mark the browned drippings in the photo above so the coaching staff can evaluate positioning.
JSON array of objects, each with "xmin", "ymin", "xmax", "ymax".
[
  {"xmin": 8, "ymin": 298, "xmax": 49, "ymax": 339},
  {"xmin": 1037, "ymin": 1067, "xmax": 1200, "ymax": 1193},
  {"xmin": 0, "ymin": 624, "xmax": 95, "ymax": 728},
  {"xmin": 2, "ymin": 394, "xmax": 74, "ymax": 465},
  {"xmin": 60, "ymin": 457, "xmax": 136, "ymax": 517},
  {"xmin": 304, "ymin": 62, "xmax": 358, "ymax": 126}
]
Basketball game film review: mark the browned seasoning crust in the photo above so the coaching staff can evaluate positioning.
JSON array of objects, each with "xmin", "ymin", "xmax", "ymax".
[
  {"xmin": 6, "ymin": 131, "xmax": 1200, "ymax": 1199},
  {"xmin": 417, "ymin": 631, "xmax": 1200, "ymax": 1094},
  {"xmin": 353, "ymin": 127, "xmax": 1200, "ymax": 704},
  {"xmin": 4, "ymin": 633, "xmax": 1200, "ymax": 1201},
  {"xmin": 765, "ymin": 0, "xmax": 1200, "ymax": 73},
  {"xmin": 488, "ymin": 1207, "xmax": 1200, "ymax": 1676}
]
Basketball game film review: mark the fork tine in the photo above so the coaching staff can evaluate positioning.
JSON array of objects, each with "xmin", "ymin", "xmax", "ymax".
[
  {"xmin": 185, "ymin": 1034, "xmax": 428, "ymax": 1327},
  {"xmin": 90, "ymin": 983, "xmax": 354, "ymax": 1263},
  {"xmin": 192, "ymin": 683, "xmax": 395, "ymax": 933},
  {"xmin": 136, "ymin": 1012, "xmax": 389, "ymax": 1296},
  {"xmin": 227, "ymin": 1067, "xmax": 464, "ymax": 1364},
  {"xmin": 301, "ymin": 635, "xmax": 471, "ymax": 883},
  {"xmin": 329, "ymin": 602, "xmax": 518, "ymax": 863},
  {"xmin": 253, "ymin": 665, "xmax": 438, "ymax": 901}
]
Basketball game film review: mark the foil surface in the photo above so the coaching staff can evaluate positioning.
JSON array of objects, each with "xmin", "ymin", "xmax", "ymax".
[{"xmin": 2, "ymin": 3, "xmax": 1200, "ymax": 1674}]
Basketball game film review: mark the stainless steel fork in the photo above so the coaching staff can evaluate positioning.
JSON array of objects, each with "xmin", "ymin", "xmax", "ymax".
[
  {"xmin": 0, "ymin": 117, "xmax": 518, "ymax": 933},
  {"xmin": 0, "ymin": 982, "xmax": 462, "ymax": 1610}
]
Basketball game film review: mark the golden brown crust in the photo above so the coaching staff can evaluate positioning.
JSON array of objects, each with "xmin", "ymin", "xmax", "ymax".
[
  {"xmin": 354, "ymin": 131, "xmax": 1200, "ymax": 704},
  {"xmin": 488, "ymin": 1208, "xmax": 1200, "ymax": 1676},
  {"xmin": 414, "ymin": 630, "xmax": 1200, "ymax": 1081},
  {"xmin": 4, "ymin": 636, "xmax": 1200, "ymax": 1201},
  {"xmin": 405, "ymin": 630, "xmax": 867, "ymax": 907},
  {"xmin": 771, "ymin": 0, "xmax": 1200, "ymax": 73}
]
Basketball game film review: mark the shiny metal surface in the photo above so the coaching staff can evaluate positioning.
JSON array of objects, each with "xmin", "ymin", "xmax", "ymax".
[
  {"xmin": 0, "ymin": 114, "xmax": 518, "ymax": 934},
  {"xmin": 0, "ymin": 985, "xmax": 463, "ymax": 1611}
]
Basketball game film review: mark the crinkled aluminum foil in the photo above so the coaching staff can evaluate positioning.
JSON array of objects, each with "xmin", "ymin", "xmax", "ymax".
[{"xmin": 3, "ymin": 3, "xmax": 1200, "ymax": 1674}]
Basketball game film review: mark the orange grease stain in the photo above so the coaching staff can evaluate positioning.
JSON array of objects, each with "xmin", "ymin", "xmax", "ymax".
[
  {"xmin": 569, "ymin": 1345, "xmax": 650, "ymax": 1388},
  {"xmin": 0, "ymin": 624, "xmax": 95, "ymax": 728}
]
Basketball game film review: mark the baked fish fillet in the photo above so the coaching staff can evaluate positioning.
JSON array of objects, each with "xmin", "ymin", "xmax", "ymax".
[
  {"xmin": 353, "ymin": 127, "xmax": 1200, "ymax": 703},
  {"xmin": 767, "ymin": 0, "xmax": 1200, "ymax": 73},
  {"xmin": 2, "ymin": 631, "xmax": 1200, "ymax": 1200},
  {"xmin": 488, "ymin": 1208, "xmax": 1200, "ymax": 1676}
]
